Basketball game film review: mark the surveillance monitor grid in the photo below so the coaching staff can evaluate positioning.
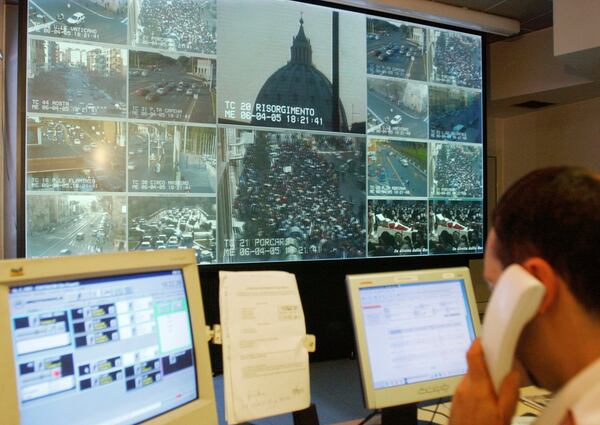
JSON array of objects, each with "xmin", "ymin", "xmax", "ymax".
[{"xmin": 24, "ymin": 0, "xmax": 484, "ymax": 264}]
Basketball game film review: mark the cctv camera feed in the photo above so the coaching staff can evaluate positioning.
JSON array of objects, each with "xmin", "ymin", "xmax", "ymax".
[
  {"xmin": 27, "ymin": 116, "xmax": 126, "ymax": 192},
  {"xmin": 368, "ymin": 199, "xmax": 428, "ymax": 256},
  {"xmin": 129, "ymin": 51, "xmax": 216, "ymax": 123},
  {"xmin": 367, "ymin": 77, "xmax": 428, "ymax": 138},
  {"xmin": 429, "ymin": 86, "xmax": 482, "ymax": 143},
  {"xmin": 368, "ymin": 139, "xmax": 427, "ymax": 197},
  {"xmin": 128, "ymin": 123, "xmax": 217, "ymax": 193},
  {"xmin": 217, "ymin": 0, "xmax": 367, "ymax": 134},
  {"xmin": 28, "ymin": 39, "xmax": 127, "ymax": 118},
  {"xmin": 429, "ymin": 143, "xmax": 483, "ymax": 199},
  {"xmin": 366, "ymin": 18, "xmax": 428, "ymax": 81},
  {"xmin": 129, "ymin": 0, "xmax": 217, "ymax": 55},
  {"xmin": 25, "ymin": 0, "xmax": 484, "ymax": 264},
  {"xmin": 429, "ymin": 200, "xmax": 484, "ymax": 254},
  {"xmin": 28, "ymin": 0, "xmax": 128, "ymax": 44},
  {"xmin": 128, "ymin": 196, "xmax": 216, "ymax": 263},
  {"xmin": 26, "ymin": 194, "xmax": 126, "ymax": 257},
  {"xmin": 218, "ymin": 128, "xmax": 366, "ymax": 262},
  {"xmin": 429, "ymin": 29, "xmax": 482, "ymax": 89}
]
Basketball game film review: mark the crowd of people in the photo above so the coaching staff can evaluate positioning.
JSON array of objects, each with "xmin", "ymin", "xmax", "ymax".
[
  {"xmin": 233, "ymin": 133, "xmax": 366, "ymax": 260},
  {"xmin": 432, "ymin": 32, "xmax": 482, "ymax": 89},
  {"xmin": 368, "ymin": 200, "xmax": 428, "ymax": 256},
  {"xmin": 314, "ymin": 135, "xmax": 355, "ymax": 152},
  {"xmin": 428, "ymin": 200, "xmax": 483, "ymax": 254},
  {"xmin": 431, "ymin": 144, "xmax": 483, "ymax": 198},
  {"xmin": 137, "ymin": 0, "xmax": 216, "ymax": 54}
]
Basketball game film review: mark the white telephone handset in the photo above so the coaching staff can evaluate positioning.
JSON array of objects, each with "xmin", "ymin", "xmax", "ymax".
[{"xmin": 481, "ymin": 264, "xmax": 546, "ymax": 394}]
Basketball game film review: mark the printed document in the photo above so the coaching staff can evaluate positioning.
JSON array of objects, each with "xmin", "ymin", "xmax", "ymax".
[{"xmin": 219, "ymin": 271, "xmax": 310, "ymax": 424}]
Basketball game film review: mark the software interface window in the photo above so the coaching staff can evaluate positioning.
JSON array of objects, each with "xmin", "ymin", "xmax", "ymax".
[
  {"xmin": 359, "ymin": 279, "xmax": 476, "ymax": 388},
  {"xmin": 9, "ymin": 270, "xmax": 197, "ymax": 425}
]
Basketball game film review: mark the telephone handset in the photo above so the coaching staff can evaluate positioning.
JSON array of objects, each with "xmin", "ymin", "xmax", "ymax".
[{"xmin": 481, "ymin": 264, "xmax": 546, "ymax": 394}]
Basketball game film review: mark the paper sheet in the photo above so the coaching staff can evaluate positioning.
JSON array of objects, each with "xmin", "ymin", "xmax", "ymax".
[{"xmin": 219, "ymin": 271, "xmax": 310, "ymax": 424}]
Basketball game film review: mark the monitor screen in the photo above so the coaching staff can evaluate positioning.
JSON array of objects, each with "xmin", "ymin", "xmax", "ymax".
[
  {"xmin": 347, "ymin": 267, "xmax": 480, "ymax": 408},
  {"xmin": 23, "ymin": 0, "xmax": 484, "ymax": 265},
  {"xmin": 7, "ymin": 267, "xmax": 198, "ymax": 424},
  {"xmin": 10, "ymin": 270, "xmax": 198, "ymax": 425}
]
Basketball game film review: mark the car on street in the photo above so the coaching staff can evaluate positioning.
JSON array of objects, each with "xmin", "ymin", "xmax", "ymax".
[
  {"xmin": 76, "ymin": 232, "xmax": 84, "ymax": 240},
  {"xmin": 59, "ymin": 249, "xmax": 72, "ymax": 255},
  {"xmin": 135, "ymin": 88, "xmax": 149, "ymax": 96},
  {"xmin": 127, "ymin": 160, "xmax": 136, "ymax": 171},
  {"xmin": 138, "ymin": 241, "xmax": 153, "ymax": 250},
  {"xmin": 379, "ymin": 169, "xmax": 387, "ymax": 182},
  {"xmin": 67, "ymin": 12, "xmax": 86, "ymax": 26},
  {"xmin": 167, "ymin": 236, "xmax": 179, "ymax": 249},
  {"xmin": 390, "ymin": 115, "xmax": 403, "ymax": 125}
]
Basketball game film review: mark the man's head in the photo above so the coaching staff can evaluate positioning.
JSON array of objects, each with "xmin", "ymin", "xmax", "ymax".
[{"xmin": 486, "ymin": 166, "xmax": 600, "ymax": 316}]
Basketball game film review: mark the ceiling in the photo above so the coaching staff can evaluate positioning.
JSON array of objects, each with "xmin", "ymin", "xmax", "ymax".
[{"xmin": 436, "ymin": 0, "xmax": 554, "ymax": 34}]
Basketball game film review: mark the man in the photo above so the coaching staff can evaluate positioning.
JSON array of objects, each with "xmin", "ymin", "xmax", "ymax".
[{"xmin": 449, "ymin": 167, "xmax": 600, "ymax": 425}]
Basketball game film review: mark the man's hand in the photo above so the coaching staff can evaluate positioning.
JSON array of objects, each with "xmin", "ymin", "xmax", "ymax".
[{"xmin": 449, "ymin": 339, "xmax": 521, "ymax": 425}]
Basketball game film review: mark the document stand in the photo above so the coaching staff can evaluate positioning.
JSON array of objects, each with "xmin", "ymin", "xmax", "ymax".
[
  {"xmin": 381, "ymin": 404, "xmax": 418, "ymax": 425},
  {"xmin": 293, "ymin": 403, "xmax": 320, "ymax": 425},
  {"xmin": 207, "ymin": 325, "xmax": 319, "ymax": 425}
]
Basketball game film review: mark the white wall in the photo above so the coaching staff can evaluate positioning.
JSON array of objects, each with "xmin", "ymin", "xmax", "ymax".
[
  {"xmin": 490, "ymin": 28, "xmax": 591, "ymax": 102},
  {"xmin": 496, "ymin": 96, "xmax": 600, "ymax": 193}
]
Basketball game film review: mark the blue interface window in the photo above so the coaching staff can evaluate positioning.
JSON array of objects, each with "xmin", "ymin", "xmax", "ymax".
[{"xmin": 9, "ymin": 270, "xmax": 198, "ymax": 425}]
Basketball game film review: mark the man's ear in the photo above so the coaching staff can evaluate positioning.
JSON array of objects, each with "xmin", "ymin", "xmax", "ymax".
[{"xmin": 521, "ymin": 257, "xmax": 560, "ymax": 314}]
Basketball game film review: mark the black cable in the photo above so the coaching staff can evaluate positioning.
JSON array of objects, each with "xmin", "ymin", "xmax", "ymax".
[
  {"xmin": 423, "ymin": 398, "xmax": 445, "ymax": 424},
  {"xmin": 421, "ymin": 407, "xmax": 450, "ymax": 420},
  {"xmin": 356, "ymin": 409, "xmax": 380, "ymax": 425}
]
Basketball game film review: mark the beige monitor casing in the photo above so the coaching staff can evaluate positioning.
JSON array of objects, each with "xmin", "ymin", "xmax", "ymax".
[
  {"xmin": 0, "ymin": 249, "xmax": 218, "ymax": 425},
  {"xmin": 346, "ymin": 266, "xmax": 481, "ymax": 409}
]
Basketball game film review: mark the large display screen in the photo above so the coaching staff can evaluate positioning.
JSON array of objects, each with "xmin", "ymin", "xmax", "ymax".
[
  {"xmin": 9, "ymin": 269, "xmax": 197, "ymax": 425},
  {"xmin": 24, "ymin": 0, "xmax": 484, "ymax": 264}
]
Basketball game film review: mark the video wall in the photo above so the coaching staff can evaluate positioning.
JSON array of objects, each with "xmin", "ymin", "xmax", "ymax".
[{"xmin": 24, "ymin": 0, "xmax": 484, "ymax": 264}]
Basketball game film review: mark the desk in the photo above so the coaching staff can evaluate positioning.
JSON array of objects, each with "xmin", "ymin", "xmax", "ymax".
[
  {"xmin": 331, "ymin": 386, "xmax": 550, "ymax": 425},
  {"xmin": 213, "ymin": 359, "xmax": 550, "ymax": 425}
]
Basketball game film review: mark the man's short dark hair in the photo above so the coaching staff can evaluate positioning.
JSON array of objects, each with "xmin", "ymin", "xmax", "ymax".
[{"xmin": 493, "ymin": 166, "xmax": 600, "ymax": 314}]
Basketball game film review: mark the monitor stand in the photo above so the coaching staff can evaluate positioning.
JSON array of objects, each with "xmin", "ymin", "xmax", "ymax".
[{"xmin": 381, "ymin": 403, "xmax": 418, "ymax": 425}]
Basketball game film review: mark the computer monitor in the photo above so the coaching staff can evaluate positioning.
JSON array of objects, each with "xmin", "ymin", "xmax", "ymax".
[
  {"xmin": 346, "ymin": 267, "xmax": 480, "ymax": 420},
  {"xmin": 0, "ymin": 249, "xmax": 218, "ymax": 425}
]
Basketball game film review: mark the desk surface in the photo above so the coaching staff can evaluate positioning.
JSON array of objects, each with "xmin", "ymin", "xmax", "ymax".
[
  {"xmin": 332, "ymin": 386, "xmax": 549, "ymax": 425},
  {"xmin": 213, "ymin": 358, "xmax": 550, "ymax": 425}
]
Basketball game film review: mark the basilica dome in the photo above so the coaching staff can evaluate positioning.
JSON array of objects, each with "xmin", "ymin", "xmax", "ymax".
[{"xmin": 252, "ymin": 17, "xmax": 349, "ymax": 132}]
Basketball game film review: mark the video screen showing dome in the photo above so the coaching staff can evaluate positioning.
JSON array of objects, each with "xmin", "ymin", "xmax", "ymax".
[
  {"xmin": 23, "ymin": 0, "xmax": 485, "ymax": 264},
  {"xmin": 218, "ymin": 0, "xmax": 367, "ymax": 134}
]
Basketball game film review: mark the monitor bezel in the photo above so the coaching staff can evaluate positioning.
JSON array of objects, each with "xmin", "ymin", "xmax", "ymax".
[
  {"xmin": 346, "ymin": 266, "xmax": 481, "ymax": 409},
  {"xmin": 0, "ymin": 249, "xmax": 218, "ymax": 425}
]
